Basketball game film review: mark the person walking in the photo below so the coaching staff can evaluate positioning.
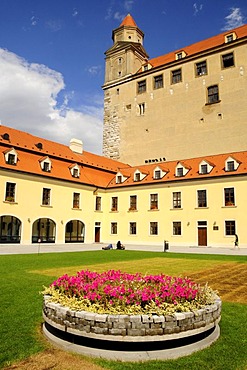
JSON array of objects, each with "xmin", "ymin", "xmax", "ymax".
[{"xmin": 234, "ymin": 234, "xmax": 240, "ymax": 249}]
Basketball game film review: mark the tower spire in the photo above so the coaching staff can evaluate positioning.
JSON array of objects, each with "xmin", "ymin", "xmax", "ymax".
[{"xmin": 120, "ymin": 13, "xmax": 137, "ymax": 27}]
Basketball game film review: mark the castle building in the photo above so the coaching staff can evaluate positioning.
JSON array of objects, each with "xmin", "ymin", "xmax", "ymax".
[
  {"xmin": 103, "ymin": 14, "xmax": 247, "ymax": 166},
  {"xmin": 1, "ymin": 16, "xmax": 247, "ymax": 249}
]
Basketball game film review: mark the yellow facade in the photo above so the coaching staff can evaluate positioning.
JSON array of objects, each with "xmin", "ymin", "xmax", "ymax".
[{"xmin": 1, "ymin": 160, "xmax": 246, "ymax": 248}]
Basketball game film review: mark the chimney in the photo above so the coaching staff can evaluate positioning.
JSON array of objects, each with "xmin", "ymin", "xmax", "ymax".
[{"xmin": 69, "ymin": 138, "xmax": 83, "ymax": 154}]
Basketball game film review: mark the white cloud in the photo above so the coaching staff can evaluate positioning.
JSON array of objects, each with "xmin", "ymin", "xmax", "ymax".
[
  {"xmin": 124, "ymin": 0, "xmax": 134, "ymax": 11},
  {"xmin": 87, "ymin": 65, "xmax": 102, "ymax": 76},
  {"xmin": 46, "ymin": 19, "xmax": 63, "ymax": 32},
  {"xmin": 0, "ymin": 48, "xmax": 103, "ymax": 154},
  {"xmin": 193, "ymin": 3, "xmax": 203, "ymax": 16},
  {"xmin": 72, "ymin": 8, "xmax": 78, "ymax": 17},
  {"xmin": 30, "ymin": 16, "xmax": 38, "ymax": 26},
  {"xmin": 222, "ymin": 7, "xmax": 245, "ymax": 30},
  {"xmin": 114, "ymin": 12, "xmax": 125, "ymax": 21}
]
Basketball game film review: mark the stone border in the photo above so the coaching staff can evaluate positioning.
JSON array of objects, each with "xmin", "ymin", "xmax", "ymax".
[{"xmin": 43, "ymin": 295, "xmax": 221, "ymax": 361}]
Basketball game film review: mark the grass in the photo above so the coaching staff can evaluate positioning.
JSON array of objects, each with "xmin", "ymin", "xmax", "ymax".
[{"xmin": 0, "ymin": 250, "xmax": 246, "ymax": 370}]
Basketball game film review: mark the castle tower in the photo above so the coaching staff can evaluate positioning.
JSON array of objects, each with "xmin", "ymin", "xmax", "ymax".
[{"xmin": 102, "ymin": 14, "xmax": 148, "ymax": 160}]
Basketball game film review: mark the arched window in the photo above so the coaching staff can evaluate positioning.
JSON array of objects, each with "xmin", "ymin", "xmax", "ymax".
[
  {"xmin": 32, "ymin": 218, "xmax": 56, "ymax": 243},
  {"xmin": 0, "ymin": 215, "xmax": 21, "ymax": 243},
  {"xmin": 65, "ymin": 220, "xmax": 85, "ymax": 243}
]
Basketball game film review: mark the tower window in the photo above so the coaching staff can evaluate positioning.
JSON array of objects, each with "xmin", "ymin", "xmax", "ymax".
[
  {"xmin": 222, "ymin": 53, "xmax": 234, "ymax": 68},
  {"xmin": 137, "ymin": 80, "xmax": 146, "ymax": 94},
  {"xmin": 171, "ymin": 69, "xmax": 182, "ymax": 84},
  {"xmin": 207, "ymin": 85, "xmax": 219, "ymax": 104},
  {"xmin": 138, "ymin": 103, "xmax": 145, "ymax": 116},
  {"xmin": 154, "ymin": 75, "xmax": 163, "ymax": 89},
  {"xmin": 196, "ymin": 61, "xmax": 207, "ymax": 76}
]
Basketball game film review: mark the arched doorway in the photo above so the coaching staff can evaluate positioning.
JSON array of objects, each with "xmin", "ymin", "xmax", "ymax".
[
  {"xmin": 32, "ymin": 218, "xmax": 56, "ymax": 243},
  {"xmin": 65, "ymin": 220, "xmax": 85, "ymax": 243},
  {"xmin": 0, "ymin": 215, "xmax": 21, "ymax": 243}
]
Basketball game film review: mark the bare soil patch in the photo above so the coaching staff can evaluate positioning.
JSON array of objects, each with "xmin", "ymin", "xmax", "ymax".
[{"xmin": 4, "ymin": 348, "xmax": 105, "ymax": 370}]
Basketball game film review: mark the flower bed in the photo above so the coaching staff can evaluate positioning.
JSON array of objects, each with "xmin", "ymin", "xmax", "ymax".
[
  {"xmin": 42, "ymin": 270, "xmax": 221, "ymax": 361},
  {"xmin": 43, "ymin": 269, "xmax": 217, "ymax": 315}
]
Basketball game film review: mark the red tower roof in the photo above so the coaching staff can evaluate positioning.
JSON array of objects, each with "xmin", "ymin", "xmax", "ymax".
[{"xmin": 120, "ymin": 14, "xmax": 137, "ymax": 27}]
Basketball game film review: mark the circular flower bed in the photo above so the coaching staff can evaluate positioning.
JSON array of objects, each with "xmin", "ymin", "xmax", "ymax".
[{"xmin": 43, "ymin": 269, "xmax": 217, "ymax": 315}]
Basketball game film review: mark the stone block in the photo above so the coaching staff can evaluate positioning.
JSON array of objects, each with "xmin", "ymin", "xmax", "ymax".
[
  {"xmin": 142, "ymin": 315, "xmax": 154, "ymax": 323},
  {"xmin": 109, "ymin": 328, "xmax": 126, "ymax": 336},
  {"xmin": 153, "ymin": 315, "xmax": 165, "ymax": 323},
  {"xmin": 91, "ymin": 327, "xmax": 109, "ymax": 335},
  {"xmin": 107, "ymin": 315, "xmax": 119, "ymax": 322},
  {"xmin": 165, "ymin": 315, "xmax": 176, "ymax": 322},
  {"xmin": 127, "ymin": 328, "xmax": 145, "ymax": 336},
  {"xmin": 130, "ymin": 315, "xmax": 142, "ymax": 323},
  {"xmin": 145, "ymin": 328, "xmax": 163, "ymax": 336},
  {"xmin": 193, "ymin": 320, "xmax": 206, "ymax": 329},
  {"xmin": 95, "ymin": 314, "xmax": 108, "ymax": 323}
]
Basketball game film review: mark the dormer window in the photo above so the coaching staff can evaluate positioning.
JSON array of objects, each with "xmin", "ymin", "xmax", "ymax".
[
  {"xmin": 199, "ymin": 160, "xmax": 214, "ymax": 175},
  {"xmin": 134, "ymin": 169, "xmax": 147, "ymax": 182},
  {"xmin": 177, "ymin": 167, "xmax": 184, "ymax": 177},
  {"xmin": 43, "ymin": 162, "xmax": 50, "ymax": 172},
  {"xmin": 176, "ymin": 51, "xmax": 186, "ymax": 60},
  {"xmin": 142, "ymin": 63, "xmax": 151, "ymax": 72},
  {"xmin": 73, "ymin": 168, "xmax": 79, "ymax": 178},
  {"xmin": 226, "ymin": 34, "xmax": 233, "ymax": 43},
  {"xmin": 70, "ymin": 164, "xmax": 80, "ymax": 178},
  {"xmin": 225, "ymin": 157, "xmax": 240, "ymax": 172},
  {"xmin": 135, "ymin": 172, "xmax": 140, "ymax": 181},
  {"xmin": 201, "ymin": 164, "xmax": 208, "ymax": 174},
  {"xmin": 154, "ymin": 170, "xmax": 161, "ymax": 179},
  {"xmin": 4, "ymin": 148, "xmax": 18, "ymax": 165},
  {"xmin": 225, "ymin": 32, "xmax": 237, "ymax": 43},
  {"xmin": 176, "ymin": 162, "xmax": 189, "ymax": 177},
  {"xmin": 153, "ymin": 166, "xmax": 167, "ymax": 180},
  {"xmin": 40, "ymin": 157, "xmax": 51, "ymax": 172},
  {"xmin": 116, "ymin": 175, "xmax": 122, "ymax": 184},
  {"xmin": 115, "ymin": 171, "xmax": 128, "ymax": 184}
]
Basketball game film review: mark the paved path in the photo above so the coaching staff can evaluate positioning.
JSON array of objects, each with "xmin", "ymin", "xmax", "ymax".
[{"xmin": 0, "ymin": 243, "xmax": 246, "ymax": 255}]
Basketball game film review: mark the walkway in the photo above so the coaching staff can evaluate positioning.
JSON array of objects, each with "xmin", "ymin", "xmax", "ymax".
[{"xmin": 0, "ymin": 243, "xmax": 246, "ymax": 255}]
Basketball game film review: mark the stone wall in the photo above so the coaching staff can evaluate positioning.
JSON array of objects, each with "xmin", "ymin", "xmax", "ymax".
[
  {"xmin": 102, "ymin": 91, "xmax": 120, "ymax": 160},
  {"xmin": 43, "ymin": 295, "xmax": 221, "ymax": 338}
]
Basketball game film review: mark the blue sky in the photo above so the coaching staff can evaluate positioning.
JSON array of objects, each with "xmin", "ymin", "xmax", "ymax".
[{"xmin": 0, "ymin": 0, "xmax": 246, "ymax": 154}]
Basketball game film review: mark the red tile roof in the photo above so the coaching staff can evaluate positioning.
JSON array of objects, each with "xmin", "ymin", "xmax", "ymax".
[
  {"xmin": 120, "ymin": 14, "xmax": 137, "ymax": 27},
  {"xmin": 0, "ymin": 125, "xmax": 128, "ymax": 188},
  {"xmin": 147, "ymin": 23, "xmax": 247, "ymax": 70},
  {"xmin": 1, "ymin": 125, "xmax": 247, "ymax": 189},
  {"xmin": 107, "ymin": 152, "xmax": 247, "ymax": 188}
]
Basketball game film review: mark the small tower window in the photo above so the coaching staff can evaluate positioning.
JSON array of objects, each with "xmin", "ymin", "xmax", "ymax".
[{"xmin": 138, "ymin": 103, "xmax": 145, "ymax": 115}]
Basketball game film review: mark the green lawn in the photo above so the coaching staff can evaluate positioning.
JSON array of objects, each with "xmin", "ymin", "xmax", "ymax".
[{"xmin": 0, "ymin": 250, "xmax": 246, "ymax": 370}]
